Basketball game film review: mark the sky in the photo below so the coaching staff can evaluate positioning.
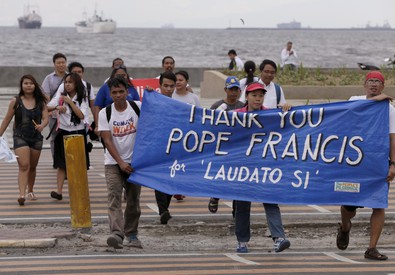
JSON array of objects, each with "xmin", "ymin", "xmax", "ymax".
[{"xmin": 1, "ymin": 0, "xmax": 395, "ymax": 29}]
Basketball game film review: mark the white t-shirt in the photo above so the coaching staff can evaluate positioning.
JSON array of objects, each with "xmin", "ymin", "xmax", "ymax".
[
  {"xmin": 239, "ymin": 80, "xmax": 286, "ymax": 109},
  {"xmin": 234, "ymin": 56, "xmax": 244, "ymax": 71},
  {"xmin": 47, "ymin": 93, "xmax": 88, "ymax": 132},
  {"xmin": 54, "ymin": 80, "xmax": 95, "ymax": 123},
  {"xmin": 172, "ymin": 92, "xmax": 201, "ymax": 107},
  {"xmin": 98, "ymin": 101, "xmax": 141, "ymax": 165},
  {"xmin": 281, "ymin": 48, "xmax": 298, "ymax": 66},
  {"xmin": 350, "ymin": 95, "xmax": 395, "ymax": 133},
  {"xmin": 239, "ymin": 76, "xmax": 260, "ymax": 92}
]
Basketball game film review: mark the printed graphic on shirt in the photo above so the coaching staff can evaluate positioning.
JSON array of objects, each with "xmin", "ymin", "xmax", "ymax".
[{"xmin": 112, "ymin": 116, "xmax": 136, "ymax": 137}]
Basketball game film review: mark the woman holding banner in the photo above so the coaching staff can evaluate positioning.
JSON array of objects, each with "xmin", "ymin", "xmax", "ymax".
[{"xmin": 233, "ymin": 82, "xmax": 291, "ymax": 253}]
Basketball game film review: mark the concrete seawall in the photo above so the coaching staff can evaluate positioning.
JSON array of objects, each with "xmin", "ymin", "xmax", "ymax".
[{"xmin": 0, "ymin": 66, "xmax": 221, "ymax": 88}]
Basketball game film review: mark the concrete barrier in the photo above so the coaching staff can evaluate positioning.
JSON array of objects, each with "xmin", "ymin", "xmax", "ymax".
[
  {"xmin": 0, "ymin": 66, "xmax": 221, "ymax": 88},
  {"xmin": 200, "ymin": 70, "xmax": 395, "ymax": 100}
]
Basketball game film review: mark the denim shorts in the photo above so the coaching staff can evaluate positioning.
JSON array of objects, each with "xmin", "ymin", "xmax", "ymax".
[{"xmin": 13, "ymin": 134, "xmax": 43, "ymax": 150}]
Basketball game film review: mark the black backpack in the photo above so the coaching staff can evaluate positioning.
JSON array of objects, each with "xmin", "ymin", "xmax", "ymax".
[{"xmin": 105, "ymin": 100, "xmax": 140, "ymax": 122}]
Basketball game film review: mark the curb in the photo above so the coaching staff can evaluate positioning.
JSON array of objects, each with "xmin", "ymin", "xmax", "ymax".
[{"xmin": 0, "ymin": 238, "xmax": 57, "ymax": 248}]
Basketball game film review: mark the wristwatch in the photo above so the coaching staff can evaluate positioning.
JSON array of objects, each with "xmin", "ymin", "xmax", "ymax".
[{"xmin": 389, "ymin": 161, "xmax": 395, "ymax": 166}]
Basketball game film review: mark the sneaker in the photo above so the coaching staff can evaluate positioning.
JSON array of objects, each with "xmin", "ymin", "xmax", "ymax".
[
  {"xmin": 208, "ymin": 198, "xmax": 219, "ymax": 213},
  {"xmin": 107, "ymin": 234, "xmax": 123, "ymax": 249},
  {"xmin": 236, "ymin": 242, "xmax": 248, "ymax": 253},
  {"xmin": 126, "ymin": 234, "xmax": 143, "ymax": 248},
  {"xmin": 50, "ymin": 191, "xmax": 62, "ymax": 200},
  {"xmin": 160, "ymin": 211, "xmax": 172, "ymax": 225},
  {"xmin": 274, "ymin": 238, "xmax": 290, "ymax": 252}
]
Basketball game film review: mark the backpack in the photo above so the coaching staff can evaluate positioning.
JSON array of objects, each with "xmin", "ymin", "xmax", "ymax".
[
  {"xmin": 274, "ymin": 83, "xmax": 281, "ymax": 105},
  {"xmin": 105, "ymin": 100, "xmax": 140, "ymax": 122},
  {"xmin": 86, "ymin": 82, "xmax": 92, "ymax": 99}
]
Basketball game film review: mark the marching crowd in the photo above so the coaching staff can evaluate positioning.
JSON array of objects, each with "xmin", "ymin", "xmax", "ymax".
[{"xmin": 0, "ymin": 50, "xmax": 393, "ymax": 260}]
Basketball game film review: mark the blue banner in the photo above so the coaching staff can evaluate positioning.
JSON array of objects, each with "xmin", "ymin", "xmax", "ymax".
[{"xmin": 129, "ymin": 92, "xmax": 389, "ymax": 208}]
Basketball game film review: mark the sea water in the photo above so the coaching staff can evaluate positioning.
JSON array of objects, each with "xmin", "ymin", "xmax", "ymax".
[{"xmin": 0, "ymin": 26, "xmax": 394, "ymax": 68}]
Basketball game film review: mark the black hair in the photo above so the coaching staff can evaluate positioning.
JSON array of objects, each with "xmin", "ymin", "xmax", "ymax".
[
  {"xmin": 68, "ymin": 61, "xmax": 84, "ymax": 73},
  {"xmin": 63, "ymin": 72, "xmax": 85, "ymax": 105},
  {"xmin": 159, "ymin": 71, "xmax": 177, "ymax": 85},
  {"xmin": 109, "ymin": 65, "xmax": 134, "ymax": 87},
  {"xmin": 18, "ymin": 74, "xmax": 47, "ymax": 111},
  {"xmin": 228, "ymin": 49, "xmax": 237, "ymax": 55},
  {"xmin": 52, "ymin": 52, "xmax": 67, "ymax": 63},
  {"xmin": 259, "ymin": 59, "xmax": 277, "ymax": 72},
  {"xmin": 112, "ymin": 57, "xmax": 123, "ymax": 67},
  {"xmin": 244, "ymin": 60, "xmax": 256, "ymax": 86},
  {"xmin": 161, "ymin": 56, "xmax": 175, "ymax": 65},
  {"xmin": 107, "ymin": 76, "xmax": 128, "ymax": 90},
  {"xmin": 175, "ymin": 70, "xmax": 189, "ymax": 81}
]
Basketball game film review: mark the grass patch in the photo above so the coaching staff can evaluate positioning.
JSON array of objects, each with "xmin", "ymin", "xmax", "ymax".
[{"xmin": 222, "ymin": 65, "xmax": 395, "ymax": 86}]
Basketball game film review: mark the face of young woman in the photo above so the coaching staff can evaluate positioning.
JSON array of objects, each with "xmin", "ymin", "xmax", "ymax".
[
  {"xmin": 22, "ymin": 78, "xmax": 35, "ymax": 94},
  {"xmin": 64, "ymin": 76, "xmax": 76, "ymax": 93},
  {"xmin": 114, "ymin": 69, "xmax": 128, "ymax": 80},
  {"xmin": 176, "ymin": 74, "xmax": 188, "ymax": 90},
  {"xmin": 246, "ymin": 90, "xmax": 265, "ymax": 111}
]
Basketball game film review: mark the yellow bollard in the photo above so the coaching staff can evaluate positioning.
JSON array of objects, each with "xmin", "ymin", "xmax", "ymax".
[{"xmin": 64, "ymin": 134, "xmax": 92, "ymax": 229}]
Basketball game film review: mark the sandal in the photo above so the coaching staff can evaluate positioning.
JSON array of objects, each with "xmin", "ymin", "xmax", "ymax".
[
  {"xmin": 364, "ymin": 247, "xmax": 388, "ymax": 260},
  {"xmin": 27, "ymin": 192, "xmax": 37, "ymax": 200},
  {"xmin": 17, "ymin": 197, "xmax": 25, "ymax": 206},
  {"xmin": 208, "ymin": 198, "xmax": 219, "ymax": 213},
  {"xmin": 336, "ymin": 221, "xmax": 351, "ymax": 250}
]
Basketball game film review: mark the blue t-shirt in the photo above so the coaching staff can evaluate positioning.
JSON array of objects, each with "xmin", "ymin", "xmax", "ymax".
[{"xmin": 94, "ymin": 82, "xmax": 140, "ymax": 108}]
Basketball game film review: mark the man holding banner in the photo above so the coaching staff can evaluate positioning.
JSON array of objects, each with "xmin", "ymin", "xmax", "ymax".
[
  {"xmin": 336, "ymin": 71, "xmax": 395, "ymax": 261},
  {"xmin": 98, "ymin": 77, "xmax": 142, "ymax": 249},
  {"xmin": 129, "ymin": 70, "xmax": 390, "ymax": 255},
  {"xmin": 154, "ymin": 71, "xmax": 178, "ymax": 224}
]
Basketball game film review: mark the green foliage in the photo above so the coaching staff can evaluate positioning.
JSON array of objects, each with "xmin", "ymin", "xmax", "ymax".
[{"xmin": 222, "ymin": 67, "xmax": 395, "ymax": 86}]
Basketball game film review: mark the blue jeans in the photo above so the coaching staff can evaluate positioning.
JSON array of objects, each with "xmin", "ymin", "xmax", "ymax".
[{"xmin": 235, "ymin": 201, "xmax": 286, "ymax": 242}]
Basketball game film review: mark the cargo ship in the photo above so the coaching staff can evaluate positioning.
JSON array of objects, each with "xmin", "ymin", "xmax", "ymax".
[{"xmin": 18, "ymin": 5, "xmax": 42, "ymax": 29}]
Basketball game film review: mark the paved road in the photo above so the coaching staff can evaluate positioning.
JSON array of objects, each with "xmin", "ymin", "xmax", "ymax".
[
  {"xmin": 1, "ymin": 90, "xmax": 395, "ymax": 274},
  {"xmin": 1, "ymin": 149, "xmax": 394, "ymax": 224},
  {"xmin": 1, "ymin": 251, "xmax": 395, "ymax": 274}
]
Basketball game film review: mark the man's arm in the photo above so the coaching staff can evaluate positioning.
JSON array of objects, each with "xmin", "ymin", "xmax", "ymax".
[
  {"xmin": 388, "ymin": 133, "xmax": 395, "ymax": 182},
  {"xmin": 101, "ymin": 131, "xmax": 133, "ymax": 174}
]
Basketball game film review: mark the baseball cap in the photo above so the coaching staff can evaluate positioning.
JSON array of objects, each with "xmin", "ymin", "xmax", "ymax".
[
  {"xmin": 365, "ymin": 71, "xmax": 385, "ymax": 84},
  {"xmin": 245, "ymin": 82, "xmax": 267, "ymax": 94},
  {"xmin": 225, "ymin": 76, "xmax": 240, "ymax": 89}
]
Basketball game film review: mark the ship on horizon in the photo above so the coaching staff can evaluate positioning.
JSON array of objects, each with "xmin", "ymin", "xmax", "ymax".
[
  {"xmin": 365, "ymin": 20, "xmax": 391, "ymax": 29},
  {"xmin": 75, "ymin": 9, "xmax": 116, "ymax": 34},
  {"xmin": 277, "ymin": 20, "xmax": 301, "ymax": 29},
  {"xmin": 18, "ymin": 5, "xmax": 42, "ymax": 29}
]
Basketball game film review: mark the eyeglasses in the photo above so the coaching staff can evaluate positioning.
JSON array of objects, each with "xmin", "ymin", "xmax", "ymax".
[{"xmin": 366, "ymin": 79, "xmax": 383, "ymax": 85}]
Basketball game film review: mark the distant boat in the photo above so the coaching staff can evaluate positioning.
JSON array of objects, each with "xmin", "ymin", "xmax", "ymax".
[
  {"xmin": 75, "ymin": 10, "xmax": 116, "ymax": 34},
  {"xmin": 365, "ymin": 21, "xmax": 391, "ymax": 30},
  {"xmin": 277, "ymin": 20, "xmax": 301, "ymax": 29},
  {"xmin": 18, "ymin": 5, "xmax": 42, "ymax": 29}
]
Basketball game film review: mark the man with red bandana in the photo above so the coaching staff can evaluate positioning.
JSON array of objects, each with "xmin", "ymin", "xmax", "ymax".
[{"xmin": 336, "ymin": 71, "xmax": 395, "ymax": 261}]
